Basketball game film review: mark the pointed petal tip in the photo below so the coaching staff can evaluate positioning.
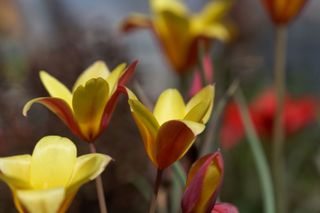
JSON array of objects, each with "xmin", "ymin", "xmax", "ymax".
[{"xmin": 89, "ymin": 154, "xmax": 112, "ymax": 181}]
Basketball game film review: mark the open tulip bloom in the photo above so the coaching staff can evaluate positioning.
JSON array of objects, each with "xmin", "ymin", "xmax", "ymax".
[
  {"xmin": 23, "ymin": 60, "xmax": 137, "ymax": 142},
  {"xmin": 121, "ymin": 0, "xmax": 232, "ymax": 73},
  {"xmin": 0, "ymin": 135, "xmax": 111, "ymax": 213},
  {"xmin": 182, "ymin": 151, "xmax": 238, "ymax": 213},
  {"xmin": 127, "ymin": 85, "xmax": 214, "ymax": 170}
]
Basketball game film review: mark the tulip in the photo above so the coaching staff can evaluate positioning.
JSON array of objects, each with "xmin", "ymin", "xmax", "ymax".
[
  {"xmin": 220, "ymin": 89, "xmax": 317, "ymax": 149},
  {"xmin": 127, "ymin": 85, "xmax": 214, "ymax": 169},
  {"xmin": 121, "ymin": 0, "xmax": 232, "ymax": 73},
  {"xmin": 262, "ymin": 0, "xmax": 309, "ymax": 25},
  {"xmin": 0, "ymin": 135, "xmax": 111, "ymax": 213},
  {"xmin": 23, "ymin": 60, "xmax": 137, "ymax": 142},
  {"xmin": 211, "ymin": 203, "xmax": 239, "ymax": 213},
  {"xmin": 181, "ymin": 151, "xmax": 224, "ymax": 213}
]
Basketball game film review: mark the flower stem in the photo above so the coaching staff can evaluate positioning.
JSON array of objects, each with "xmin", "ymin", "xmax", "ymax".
[
  {"xmin": 89, "ymin": 143, "xmax": 108, "ymax": 213},
  {"xmin": 272, "ymin": 25, "xmax": 287, "ymax": 213},
  {"xmin": 200, "ymin": 80, "xmax": 239, "ymax": 155},
  {"xmin": 149, "ymin": 169, "xmax": 163, "ymax": 213},
  {"xmin": 235, "ymin": 89, "xmax": 275, "ymax": 213}
]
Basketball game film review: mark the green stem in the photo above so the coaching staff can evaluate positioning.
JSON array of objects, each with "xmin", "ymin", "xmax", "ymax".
[
  {"xmin": 149, "ymin": 169, "xmax": 164, "ymax": 213},
  {"xmin": 272, "ymin": 26, "xmax": 287, "ymax": 213},
  {"xmin": 200, "ymin": 80, "xmax": 239, "ymax": 155},
  {"xmin": 172, "ymin": 163, "xmax": 186, "ymax": 186},
  {"xmin": 89, "ymin": 143, "xmax": 108, "ymax": 213},
  {"xmin": 235, "ymin": 89, "xmax": 275, "ymax": 213}
]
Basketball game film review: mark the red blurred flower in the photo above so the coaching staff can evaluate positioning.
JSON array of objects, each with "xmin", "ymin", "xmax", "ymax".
[
  {"xmin": 220, "ymin": 89, "xmax": 318, "ymax": 149},
  {"xmin": 211, "ymin": 203, "xmax": 239, "ymax": 213},
  {"xmin": 261, "ymin": 0, "xmax": 309, "ymax": 25}
]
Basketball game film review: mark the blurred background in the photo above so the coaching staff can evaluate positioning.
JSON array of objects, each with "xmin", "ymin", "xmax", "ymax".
[{"xmin": 0, "ymin": 0, "xmax": 319, "ymax": 212}]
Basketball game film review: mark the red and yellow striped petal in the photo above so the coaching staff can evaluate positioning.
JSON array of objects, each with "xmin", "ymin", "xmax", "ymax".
[
  {"xmin": 118, "ymin": 60, "xmax": 138, "ymax": 86},
  {"xmin": 105, "ymin": 63, "xmax": 127, "ymax": 95},
  {"xmin": 182, "ymin": 151, "xmax": 224, "ymax": 213},
  {"xmin": 128, "ymin": 99, "xmax": 159, "ymax": 165},
  {"xmin": 155, "ymin": 120, "xmax": 204, "ymax": 169},
  {"xmin": 121, "ymin": 14, "xmax": 153, "ymax": 33},
  {"xmin": 39, "ymin": 71, "xmax": 72, "ymax": 106},
  {"xmin": 23, "ymin": 97, "xmax": 82, "ymax": 139}
]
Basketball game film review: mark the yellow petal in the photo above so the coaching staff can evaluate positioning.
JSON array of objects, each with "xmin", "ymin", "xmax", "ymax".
[
  {"xmin": 197, "ymin": 0, "xmax": 232, "ymax": 23},
  {"xmin": 39, "ymin": 71, "xmax": 72, "ymax": 106},
  {"xmin": 194, "ymin": 157, "xmax": 222, "ymax": 212},
  {"xmin": 69, "ymin": 154, "xmax": 111, "ymax": 188},
  {"xmin": 128, "ymin": 99, "xmax": 159, "ymax": 164},
  {"xmin": 105, "ymin": 63, "xmax": 126, "ymax": 96},
  {"xmin": 72, "ymin": 61, "xmax": 109, "ymax": 92},
  {"xmin": 151, "ymin": 0, "xmax": 187, "ymax": 15},
  {"xmin": 182, "ymin": 120, "xmax": 206, "ymax": 136},
  {"xmin": 72, "ymin": 78, "xmax": 109, "ymax": 141},
  {"xmin": 30, "ymin": 136, "xmax": 77, "ymax": 189},
  {"xmin": 153, "ymin": 89, "xmax": 185, "ymax": 125},
  {"xmin": 198, "ymin": 23, "xmax": 232, "ymax": 41},
  {"xmin": 17, "ymin": 188, "xmax": 65, "ymax": 213},
  {"xmin": 185, "ymin": 85, "xmax": 214, "ymax": 124},
  {"xmin": 0, "ymin": 155, "xmax": 31, "ymax": 188},
  {"xmin": 125, "ymin": 87, "xmax": 139, "ymax": 100},
  {"xmin": 154, "ymin": 9, "xmax": 191, "ymax": 71}
]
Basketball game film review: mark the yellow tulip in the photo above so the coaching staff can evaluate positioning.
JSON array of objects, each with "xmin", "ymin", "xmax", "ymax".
[
  {"xmin": 182, "ymin": 151, "xmax": 224, "ymax": 213},
  {"xmin": 23, "ymin": 60, "xmax": 137, "ymax": 142},
  {"xmin": 121, "ymin": 0, "xmax": 232, "ymax": 73},
  {"xmin": 262, "ymin": 0, "xmax": 309, "ymax": 25},
  {"xmin": 127, "ymin": 85, "xmax": 214, "ymax": 169},
  {"xmin": 0, "ymin": 135, "xmax": 111, "ymax": 213}
]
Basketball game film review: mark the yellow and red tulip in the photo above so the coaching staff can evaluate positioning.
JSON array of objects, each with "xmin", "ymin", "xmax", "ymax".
[
  {"xmin": 181, "ymin": 151, "xmax": 224, "ymax": 213},
  {"xmin": 127, "ymin": 85, "xmax": 214, "ymax": 169},
  {"xmin": 23, "ymin": 60, "xmax": 137, "ymax": 142},
  {"xmin": 0, "ymin": 135, "xmax": 111, "ymax": 213},
  {"xmin": 121, "ymin": 0, "xmax": 232, "ymax": 73},
  {"xmin": 262, "ymin": 0, "xmax": 309, "ymax": 25}
]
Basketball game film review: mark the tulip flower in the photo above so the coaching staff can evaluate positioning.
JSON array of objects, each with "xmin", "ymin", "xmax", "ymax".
[
  {"xmin": 211, "ymin": 203, "xmax": 239, "ymax": 213},
  {"xmin": 220, "ymin": 89, "xmax": 318, "ymax": 149},
  {"xmin": 127, "ymin": 85, "xmax": 214, "ymax": 169},
  {"xmin": 121, "ymin": 0, "xmax": 232, "ymax": 73},
  {"xmin": 181, "ymin": 151, "xmax": 224, "ymax": 213},
  {"xmin": 0, "ymin": 135, "xmax": 111, "ymax": 213},
  {"xmin": 23, "ymin": 60, "xmax": 137, "ymax": 142},
  {"xmin": 262, "ymin": 0, "xmax": 309, "ymax": 25}
]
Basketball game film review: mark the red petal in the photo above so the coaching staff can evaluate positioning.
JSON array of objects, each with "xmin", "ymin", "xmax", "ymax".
[
  {"xmin": 98, "ymin": 61, "xmax": 138, "ymax": 137},
  {"xmin": 24, "ymin": 97, "xmax": 82, "ymax": 139},
  {"xmin": 119, "ymin": 60, "xmax": 138, "ymax": 86},
  {"xmin": 155, "ymin": 120, "xmax": 196, "ymax": 169},
  {"xmin": 211, "ymin": 203, "xmax": 239, "ymax": 213}
]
